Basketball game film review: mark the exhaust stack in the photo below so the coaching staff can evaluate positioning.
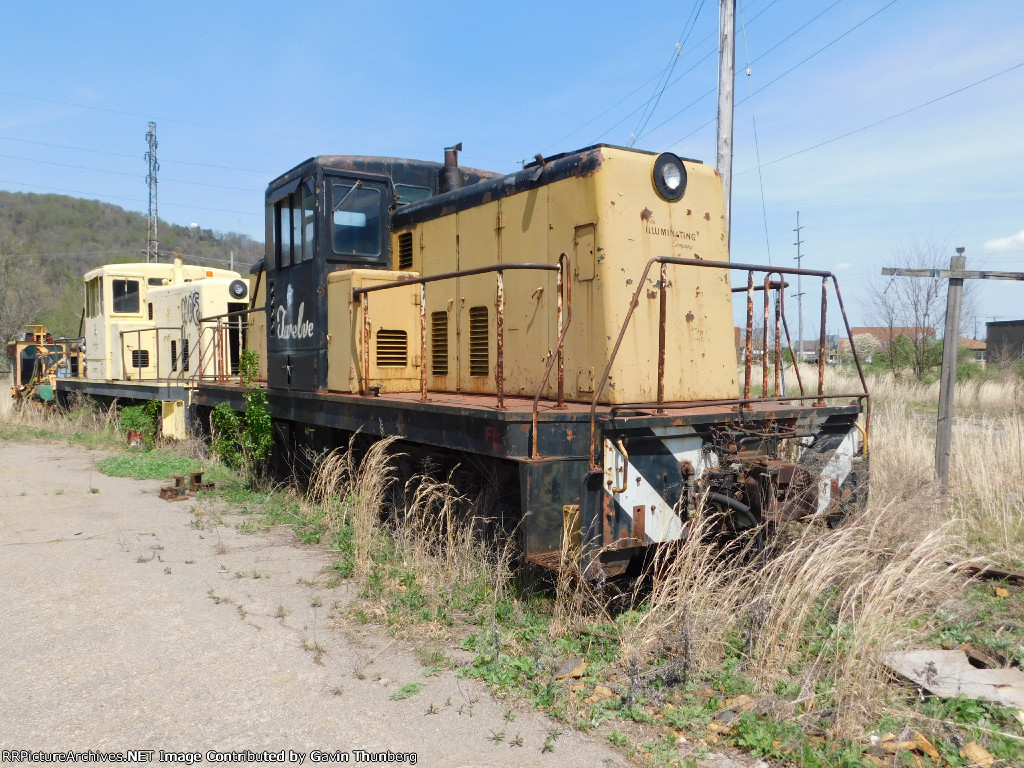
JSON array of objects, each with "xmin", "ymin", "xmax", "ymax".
[{"xmin": 439, "ymin": 142, "xmax": 463, "ymax": 194}]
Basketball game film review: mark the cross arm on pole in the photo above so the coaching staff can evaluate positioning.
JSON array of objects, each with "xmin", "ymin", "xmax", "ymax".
[{"xmin": 881, "ymin": 268, "xmax": 1024, "ymax": 281}]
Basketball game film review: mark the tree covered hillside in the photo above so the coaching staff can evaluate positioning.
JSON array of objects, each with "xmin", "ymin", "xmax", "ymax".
[{"xmin": 0, "ymin": 190, "xmax": 263, "ymax": 350}]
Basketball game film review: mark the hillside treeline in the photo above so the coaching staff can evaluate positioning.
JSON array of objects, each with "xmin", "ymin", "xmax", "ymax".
[{"xmin": 0, "ymin": 190, "xmax": 262, "ymax": 350}]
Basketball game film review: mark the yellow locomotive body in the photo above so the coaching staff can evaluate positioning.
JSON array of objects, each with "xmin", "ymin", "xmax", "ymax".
[
  {"xmin": 81, "ymin": 259, "xmax": 246, "ymax": 383},
  {"xmin": 323, "ymin": 147, "xmax": 738, "ymax": 404}
]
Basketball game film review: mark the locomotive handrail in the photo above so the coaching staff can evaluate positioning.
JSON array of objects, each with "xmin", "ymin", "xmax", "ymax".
[
  {"xmin": 352, "ymin": 261, "xmax": 567, "ymax": 411},
  {"xmin": 118, "ymin": 326, "xmax": 183, "ymax": 383},
  {"xmin": 530, "ymin": 252, "xmax": 573, "ymax": 458},
  {"xmin": 198, "ymin": 305, "xmax": 266, "ymax": 324},
  {"xmin": 587, "ymin": 256, "xmax": 870, "ymax": 468}
]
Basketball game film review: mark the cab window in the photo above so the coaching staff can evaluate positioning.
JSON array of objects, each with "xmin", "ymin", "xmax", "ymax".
[
  {"xmin": 395, "ymin": 184, "xmax": 431, "ymax": 205},
  {"xmin": 112, "ymin": 279, "xmax": 140, "ymax": 314},
  {"xmin": 331, "ymin": 182, "xmax": 381, "ymax": 257},
  {"xmin": 273, "ymin": 180, "xmax": 316, "ymax": 268},
  {"xmin": 85, "ymin": 277, "xmax": 104, "ymax": 318}
]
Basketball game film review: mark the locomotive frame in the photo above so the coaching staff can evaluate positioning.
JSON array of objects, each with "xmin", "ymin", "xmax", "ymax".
[{"xmin": 53, "ymin": 143, "xmax": 870, "ymax": 576}]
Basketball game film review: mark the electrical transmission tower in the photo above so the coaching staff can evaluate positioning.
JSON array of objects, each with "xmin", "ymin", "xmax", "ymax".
[{"xmin": 145, "ymin": 122, "xmax": 159, "ymax": 263}]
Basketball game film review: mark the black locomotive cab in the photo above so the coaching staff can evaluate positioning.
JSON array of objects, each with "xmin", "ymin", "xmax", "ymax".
[{"xmin": 262, "ymin": 150, "xmax": 497, "ymax": 393}]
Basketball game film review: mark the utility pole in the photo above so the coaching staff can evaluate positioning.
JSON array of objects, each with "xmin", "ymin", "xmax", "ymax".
[
  {"xmin": 934, "ymin": 249, "xmax": 965, "ymax": 489},
  {"xmin": 145, "ymin": 122, "xmax": 159, "ymax": 263},
  {"xmin": 716, "ymin": 0, "xmax": 735, "ymax": 246},
  {"xmin": 793, "ymin": 211, "xmax": 804, "ymax": 364},
  {"xmin": 881, "ymin": 251, "xmax": 1024, "ymax": 489}
]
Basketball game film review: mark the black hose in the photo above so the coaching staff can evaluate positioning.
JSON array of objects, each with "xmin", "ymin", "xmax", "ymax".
[{"xmin": 708, "ymin": 492, "xmax": 759, "ymax": 530}]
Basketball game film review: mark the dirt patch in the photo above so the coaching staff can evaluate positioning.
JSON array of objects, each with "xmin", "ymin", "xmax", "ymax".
[{"xmin": 0, "ymin": 440, "xmax": 627, "ymax": 766}]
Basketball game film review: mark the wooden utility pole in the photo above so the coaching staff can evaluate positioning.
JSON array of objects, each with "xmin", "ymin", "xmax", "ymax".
[
  {"xmin": 881, "ymin": 251, "xmax": 1024, "ymax": 489},
  {"xmin": 935, "ymin": 250, "xmax": 966, "ymax": 488},
  {"xmin": 717, "ymin": 0, "xmax": 735, "ymax": 246}
]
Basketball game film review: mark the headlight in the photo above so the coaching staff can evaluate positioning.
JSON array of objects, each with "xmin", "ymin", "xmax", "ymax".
[
  {"xmin": 652, "ymin": 153, "xmax": 687, "ymax": 201},
  {"xmin": 229, "ymin": 279, "xmax": 248, "ymax": 300}
]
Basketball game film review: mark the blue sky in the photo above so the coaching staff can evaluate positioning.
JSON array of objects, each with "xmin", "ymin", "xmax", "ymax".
[{"xmin": 2, "ymin": 0, "xmax": 1023, "ymax": 333}]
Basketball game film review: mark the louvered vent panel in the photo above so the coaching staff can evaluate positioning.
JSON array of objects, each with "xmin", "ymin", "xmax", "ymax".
[
  {"xmin": 398, "ymin": 232, "xmax": 414, "ymax": 270},
  {"xmin": 431, "ymin": 312, "xmax": 448, "ymax": 376},
  {"xmin": 131, "ymin": 350, "xmax": 150, "ymax": 368},
  {"xmin": 468, "ymin": 306, "xmax": 489, "ymax": 377},
  {"xmin": 376, "ymin": 329, "xmax": 408, "ymax": 367}
]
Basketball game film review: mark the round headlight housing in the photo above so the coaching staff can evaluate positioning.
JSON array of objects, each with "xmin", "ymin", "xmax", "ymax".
[
  {"xmin": 652, "ymin": 153, "xmax": 687, "ymax": 201},
  {"xmin": 229, "ymin": 279, "xmax": 248, "ymax": 300}
]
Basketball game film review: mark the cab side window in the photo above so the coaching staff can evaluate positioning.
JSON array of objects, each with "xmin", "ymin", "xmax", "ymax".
[
  {"xmin": 331, "ymin": 182, "xmax": 381, "ymax": 257},
  {"xmin": 111, "ymin": 279, "xmax": 140, "ymax": 314}
]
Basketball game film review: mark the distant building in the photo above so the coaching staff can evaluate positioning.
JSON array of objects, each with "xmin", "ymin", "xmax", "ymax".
[
  {"xmin": 839, "ymin": 326, "xmax": 936, "ymax": 352},
  {"xmin": 959, "ymin": 337, "xmax": 987, "ymax": 365},
  {"xmin": 986, "ymin": 320, "xmax": 1024, "ymax": 362}
]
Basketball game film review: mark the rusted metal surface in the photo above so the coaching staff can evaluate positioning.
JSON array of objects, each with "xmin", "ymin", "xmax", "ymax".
[
  {"xmin": 526, "ymin": 550, "xmax": 566, "ymax": 570},
  {"xmin": 762, "ymin": 273, "xmax": 770, "ymax": 398},
  {"xmin": 611, "ymin": 438, "xmax": 628, "ymax": 493},
  {"xmin": 773, "ymin": 280, "xmax": 782, "ymax": 396},
  {"xmin": 419, "ymin": 283, "xmax": 427, "ymax": 402},
  {"xmin": 362, "ymin": 292, "xmax": 370, "ymax": 396},
  {"xmin": 495, "ymin": 269, "xmax": 505, "ymax": 411},
  {"xmin": 587, "ymin": 255, "xmax": 869, "ymax": 467},
  {"xmin": 778, "ymin": 287, "xmax": 804, "ymax": 396},
  {"xmin": 531, "ymin": 253, "xmax": 573, "ymax": 458},
  {"xmin": 744, "ymin": 271, "xmax": 754, "ymax": 402},
  {"xmin": 817, "ymin": 277, "xmax": 827, "ymax": 406},
  {"xmin": 351, "ymin": 261, "xmax": 559, "ymax": 299},
  {"xmin": 556, "ymin": 254, "xmax": 566, "ymax": 408},
  {"xmin": 657, "ymin": 262, "xmax": 667, "ymax": 413},
  {"xmin": 632, "ymin": 505, "xmax": 646, "ymax": 546}
]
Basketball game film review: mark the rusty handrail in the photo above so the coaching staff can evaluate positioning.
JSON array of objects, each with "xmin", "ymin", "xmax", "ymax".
[
  {"xmin": 354, "ymin": 261, "xmax": 562, "ymax": 399},
  {"xmin": 587, "ymin": 256, "xmax": 868, "ymax": 468},
  {"xmin": 530, "ymin": 252, "xmax": 573, "ymax": 458}
]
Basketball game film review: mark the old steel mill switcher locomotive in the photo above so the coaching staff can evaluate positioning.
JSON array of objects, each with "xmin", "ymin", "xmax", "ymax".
[{"xmin": 65, "ymin": 143, "xmax": 871, "ymax": 576}]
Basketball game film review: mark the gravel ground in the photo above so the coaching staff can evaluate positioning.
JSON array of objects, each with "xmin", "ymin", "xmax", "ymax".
[{"xmin": 0, "ymin": 440, "xmax": 632, "ymax": 767}]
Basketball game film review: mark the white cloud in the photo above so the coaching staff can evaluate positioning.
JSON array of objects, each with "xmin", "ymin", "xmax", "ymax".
[
  {"xmin": 834, "ymin": 262, "xmax": 852, "ymax": 271},
  {"xmin": 984, "ymin": 229, "xmax": 1024, "ymax": 252}
]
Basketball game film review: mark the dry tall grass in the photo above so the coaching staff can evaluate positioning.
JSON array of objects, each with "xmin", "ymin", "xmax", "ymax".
[
  {"xmin": 0, "ymin": 390, "xmax": 119, "ymax": 441},
  {"xmin": 590, "ymin": 366, "xmax": 1022, "ymax": 736},
  {"xmin": 305, "ymin": 435, "xmax": 401, "ymax": 575},
  {"xmin": 305, "ymin": 438, "xmax": 514, "ymax": 634}
]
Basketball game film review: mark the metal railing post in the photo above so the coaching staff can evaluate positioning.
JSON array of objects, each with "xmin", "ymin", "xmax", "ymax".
[
  {"xmin": 657, "ymin": 262, "xmax": 667, "ymax": 413},
  {"xmin": 495, "ymin": 269, "xmax": 505, "ymax": 410},
  {"xmin": 420, "ymin": 282, "xmax": 428, "ymax": 402}
]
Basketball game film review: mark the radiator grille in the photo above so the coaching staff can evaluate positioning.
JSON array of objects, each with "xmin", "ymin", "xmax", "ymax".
[
  {"xmin": 131, "ymin": 349, "xmax": 150, "ymax": 368},
  {"xmin": 398, "ymin": 232, "xmax": 413, "ymax": 270},
  {"xmin": 468, "ymin": 306, "xmax": 488, "ymax": 377},
  {"xmin": 376, "ymin": 329, "xmax": 408, "ymax": 367},
  {"xmin": 431, "ymin": 311, "xmax": 448, "ymax": 376},
  {"xmin": 170, "ymin": 340, "xmax": 178, "ymax": 372}
]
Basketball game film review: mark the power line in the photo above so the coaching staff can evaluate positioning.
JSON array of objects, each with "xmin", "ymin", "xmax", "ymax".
[
  {"xmin": 631, "ymin": 0, "xmax": 707, "ymax": 145},
  {"xmin": 0, "ymin": 152, "xmax": 261, "ymax": 191},
  {"xmin": 0, "ymin": 88, "xmax": 326, "ymax": 147},
  {"xmin": 665, "ymin": 0, "xmax": 900, "ymax": 147},
  {"xmin": 636, "ymin": 0, "xmax": 835, "ymax": 142},
  {"xmin": 0, "ymin": 178, "xmax": 260, "ymax": 217},
  {"xmin": 0, "ymin": 134, "xmax": 272, "ymax": 174},
  {"xmin": 579, "ymin": 0, "xmax": 781, "ymax": 148},
  {"xmin": 735, "ymin": 58, "xmax": 1024, "ymax": 172}
]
